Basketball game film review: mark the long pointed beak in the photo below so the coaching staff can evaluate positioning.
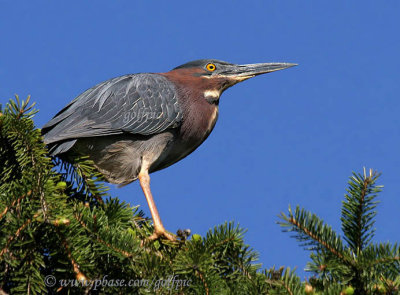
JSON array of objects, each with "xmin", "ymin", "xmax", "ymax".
[{"xmin": 221, "ymin": 62, "xmax": 297, "ymax": 81}]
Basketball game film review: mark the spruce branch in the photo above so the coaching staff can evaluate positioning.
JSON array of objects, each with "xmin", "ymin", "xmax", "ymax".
[
  {"xmin": 73, "ymin": 210, "xmax": 135, "ymax": 258},
  {"xmin": 361, "ymin": 243, "xmax": 400, "ymax": 273},
  {"xmin": 196, "ymin": 269, "xmax": 209, "ymax": 295},
  {"xmin": 264, "ymin": 266, "xmax": 304, "ymax": 295},
  {"xmin": 279, "ymin": 170, "xmax": 400, "ymax": 294},
  {"xmin": 6, "ymin": 95, "xmax": 37, "ymax": 120},
  {"xmin": 278, "ymin": 205, "xmax": 350, "ymax": 264},
  {"xmin": 0, "ymin": 212, "xmax": 40, "ymax": 257},
  {"xmin": 56, "ymin": 228, "xmax": 88, "ymax": 283},
  {"xmin": 0, "ymin": 190, "xmax": 31, "ymax": 220},
  {"xmin": 341, "ymin": 168, "xmax": 382, "ymax": 253},
  {"xmin": 280, "ymin": 271, "xmax": 295, "ymax": 295},
  {"xmin": 53, "ymin": 156, "xmax": 108, "ymax": 205}
]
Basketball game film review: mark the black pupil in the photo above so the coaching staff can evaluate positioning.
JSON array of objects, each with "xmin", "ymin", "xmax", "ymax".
[{"xmin": 209, "ymin": 65, "xmax": 214, "ymax": 70}]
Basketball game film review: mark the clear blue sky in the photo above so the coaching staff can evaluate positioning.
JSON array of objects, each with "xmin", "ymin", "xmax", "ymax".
[{"xmin": 1, "ymin": 1, "xmax": 400, "ymax": 278}]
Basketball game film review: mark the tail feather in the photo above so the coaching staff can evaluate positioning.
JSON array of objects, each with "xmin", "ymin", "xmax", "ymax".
[{"xmin": 47, "ymin": 139, "xmax": 77, "ymax": 156}]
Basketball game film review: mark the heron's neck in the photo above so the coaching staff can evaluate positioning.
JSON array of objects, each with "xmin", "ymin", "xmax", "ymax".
[{"xmin": 160, "ymin": 71, "xmax": 222, "ymax": 105}]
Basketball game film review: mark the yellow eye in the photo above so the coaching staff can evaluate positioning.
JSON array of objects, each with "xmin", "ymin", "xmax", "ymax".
[{"xmin": 206, "ymin": 63, "xmax": 216, "ymax": 72}]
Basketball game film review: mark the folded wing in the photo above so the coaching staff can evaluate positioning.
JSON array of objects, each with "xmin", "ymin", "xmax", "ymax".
[{"xmin": 42, "ymin": 73, "xmax": 182, "ymax": 154}]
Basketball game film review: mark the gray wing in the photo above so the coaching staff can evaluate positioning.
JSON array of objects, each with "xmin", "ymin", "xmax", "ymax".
[{"xmin": 42, "ymin": 73, "xmax": 182, "ymax": 154}]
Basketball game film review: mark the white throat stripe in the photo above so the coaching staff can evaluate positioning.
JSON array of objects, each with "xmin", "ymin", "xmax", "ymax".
[{"xmin": 204, "ymin": 89, "xmax": 221, "ymax": 98}]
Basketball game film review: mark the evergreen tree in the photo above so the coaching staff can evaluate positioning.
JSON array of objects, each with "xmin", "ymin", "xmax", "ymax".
[
  {"xmin": 1, "ymin": 96, "xmax": 399, "ymax": 294},
  {"xmin": 279, "ymin": 169, "xmax": 400, "ymax": 294}
]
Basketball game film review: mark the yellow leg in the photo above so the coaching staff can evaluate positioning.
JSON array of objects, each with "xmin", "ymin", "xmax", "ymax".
[{"xmin": 138, "ymin": 170, "xmax": 175, "ymax": 241}]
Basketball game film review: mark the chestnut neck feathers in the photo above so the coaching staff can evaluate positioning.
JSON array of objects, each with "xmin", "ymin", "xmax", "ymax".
[{"xmin": 160, "ymin": 69, "xmax": 220, "ymax": 144}]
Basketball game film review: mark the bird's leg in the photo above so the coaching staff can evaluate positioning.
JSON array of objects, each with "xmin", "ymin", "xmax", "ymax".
[{"xmin": 138, "ymin": 170, "xmax": 176, "ymax": 241}]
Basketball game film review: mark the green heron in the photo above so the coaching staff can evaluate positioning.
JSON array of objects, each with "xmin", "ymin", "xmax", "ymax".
[{"xmin": 42, "ymin": 59, "xmax": 296, "ymax": 241}]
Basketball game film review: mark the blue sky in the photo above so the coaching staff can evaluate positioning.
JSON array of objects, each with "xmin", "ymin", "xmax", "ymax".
[{"xmin": 1, "ymin": 1, "xmax": 400, "ymax": 277}]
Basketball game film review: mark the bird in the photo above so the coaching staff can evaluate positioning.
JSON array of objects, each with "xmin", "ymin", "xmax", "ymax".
[{"xmin": 42, "ymin": 59, "xmax": 296, "ymax": 241}]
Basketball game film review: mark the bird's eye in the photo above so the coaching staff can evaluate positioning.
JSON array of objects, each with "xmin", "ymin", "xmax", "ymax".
[{"xmin": 206, "ymin": 63, "xmax": 216, "ymax": 72}]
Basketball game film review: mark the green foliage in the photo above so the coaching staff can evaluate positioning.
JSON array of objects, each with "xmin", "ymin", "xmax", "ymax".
[
  {"xmin": 1, "ymin": 96, "xmax": 399, "ymax": 294},
  {"xmin": 0, "ymin": 96, "xmax": 307, "ymax": 294},
  {"xmin": 279, "ymin": 168, "xmax": 400, "ymax": 295},
  {"xmin": 341, "ymin": 171, "xmax": 381, "ymax": 252}
]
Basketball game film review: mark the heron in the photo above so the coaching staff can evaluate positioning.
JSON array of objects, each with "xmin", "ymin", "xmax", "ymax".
[{"xmin": 42, "ymin": 59, "xmax": 296, "ymax": 241}]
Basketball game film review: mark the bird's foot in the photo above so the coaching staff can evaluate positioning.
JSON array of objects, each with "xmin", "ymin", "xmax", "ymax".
[
  {"xmin": 142, "ymin": 227, "xmax": 191, "ymax": 246},
  {"xmin": 147, "ymin": 227, "xmax": 176, "ymax": 242}
]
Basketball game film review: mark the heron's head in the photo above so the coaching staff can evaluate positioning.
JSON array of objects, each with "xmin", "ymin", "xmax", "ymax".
[{"xmin": 164, "ymin": 59, "xmax": 297, "ymax": 103}]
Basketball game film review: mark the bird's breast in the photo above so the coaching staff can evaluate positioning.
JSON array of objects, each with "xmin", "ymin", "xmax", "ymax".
[
  {"xmin": 180, "ymin": 103, "xmax": 219, "ymax": 147},
  {"xmin": 152, "ymin": 102, "xmax": 218, "ymax": 172}
]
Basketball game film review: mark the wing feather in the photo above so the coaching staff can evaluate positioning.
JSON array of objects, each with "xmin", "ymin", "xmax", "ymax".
[{"xmin": 42, "ymin": 74, "xmax": 182, "ymax": 151}]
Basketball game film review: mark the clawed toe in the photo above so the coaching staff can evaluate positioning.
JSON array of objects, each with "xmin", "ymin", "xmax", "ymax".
[{"xmin": 147, "ymin": 228, "xmax": 176, "ymax": 242}]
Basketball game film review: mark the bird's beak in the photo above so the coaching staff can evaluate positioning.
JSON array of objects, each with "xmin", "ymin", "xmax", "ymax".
[{"xmin": 221, "ymin": 62, "xmax": 297, "ymax": 82}]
